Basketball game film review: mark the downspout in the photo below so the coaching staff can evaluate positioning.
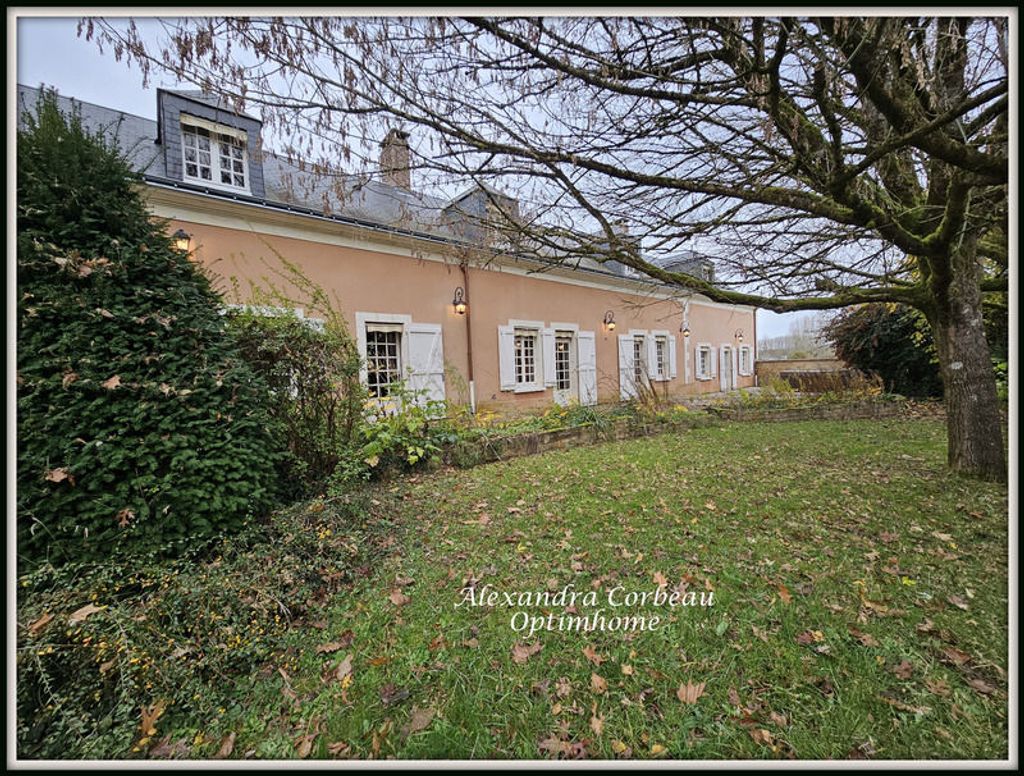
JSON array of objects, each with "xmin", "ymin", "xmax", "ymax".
[
  {"xmin": 752, "ymin": 308, "xmax": 758, "ymax": 387},
  {"xmin": 460, "ymin": 262, "xmax": 476, "ymax": 413}
]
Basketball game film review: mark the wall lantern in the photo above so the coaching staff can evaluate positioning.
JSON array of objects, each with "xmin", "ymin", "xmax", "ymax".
[
  {"xmin": 680, "ymin": 323, "xmax": 691, "ymax": 338},
  {"xmin": 172, "ymin": 228, "xmax": 192, "ymax": 252},
  {"xmin": 734, "ymin": 329, "xmax": 745, "ymax": 343},
  {"xmin": 603, "ymin": 311, "xmax": 616, "ymax": 331},
  {"xmin": 452, "ymin": 286, "xmax": 468, "ymax": 315}
]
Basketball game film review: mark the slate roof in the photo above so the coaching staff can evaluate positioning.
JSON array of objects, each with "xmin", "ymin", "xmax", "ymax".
[{"xmin": 15, "ymin": 84, "xmax": 721, "ymax": 289}]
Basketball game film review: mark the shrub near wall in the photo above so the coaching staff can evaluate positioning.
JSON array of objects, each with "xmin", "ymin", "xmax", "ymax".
[{"xmin": 16, "ymin": 90, "xmax": 282, "ymax": 565}]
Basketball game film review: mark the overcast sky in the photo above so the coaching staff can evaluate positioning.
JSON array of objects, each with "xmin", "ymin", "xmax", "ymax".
[{"xmin": 15, "ymin": 14, "xmax": 824, "ymax": 344}]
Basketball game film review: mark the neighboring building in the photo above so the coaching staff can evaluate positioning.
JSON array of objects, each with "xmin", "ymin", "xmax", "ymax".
[{"xmin": 17, "ymin": 85, "xmax": 757, "ymax": 413}]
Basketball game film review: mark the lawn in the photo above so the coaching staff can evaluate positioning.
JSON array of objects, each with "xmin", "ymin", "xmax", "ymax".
[
  {"xmin": 166, "ymin": 416, "xmax": 1008, "ymax": 761},
  {"xmin": 26, "ymin": 417, "xmax": 1009, "ymax": 761}
]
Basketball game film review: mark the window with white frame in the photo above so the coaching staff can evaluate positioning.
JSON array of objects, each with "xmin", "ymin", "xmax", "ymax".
[
  {"xmin": 366, "ymin": 323, "xmax": 403, "ymax": 398},
  {"xmin": 655, "ymin": 335, "xmax": 668, "ymax": 380},
  {"xmin": 738, "ymin": 345, "xmax": 753, "ymax": 376},
  {"xmin": 633, "ymin": 336, "xmax": 645, "ymax": 384},
  {"xmin": 514, "ymin": 329, "xmax": 539, "ymax": 387},
  {"xmin": 696, "ymin": 345, "xmax": 713, "ymax": 380},
  {"xmin": 554, "ymin": 337, "xmax": 572, "ymax": 391},
  {"xmin": 181, "ymin": 117, "xmax": 249, "ymax": 192}
]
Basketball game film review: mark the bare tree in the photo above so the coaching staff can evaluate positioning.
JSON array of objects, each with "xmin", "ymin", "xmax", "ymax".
[{"xmin": 86, "ymin": 15, "xmax": 1009, "ymax": 480}]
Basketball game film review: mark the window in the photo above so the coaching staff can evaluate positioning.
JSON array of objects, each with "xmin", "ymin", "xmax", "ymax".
[
  {"xmin": 554, "ymin": 336, "xmax": 572, "ymax": 391},
  {"xmin": 515, "ymin": 329, "xmax": 539, "ymax": 387},
  {"xmin": 182, "ymin": 118, "xmax": 248, "ymax": 191},
  {"xmin": 633, "ymin": 336, "xmax": 645, "ymax": 384},
  {"xmin": 696, "ymin": 345, "xmax": 713, "ymax": 380},
  {"xmin": 738, "ymin": 345, "xmax": 753, "ymax": 376},
  {"xmin": 655, "ymin": 336, "xmax": 668, "ymax": 380},
  {"xmin": 366, "ymin": 324, "xmax": 403, "ymax": 398}
]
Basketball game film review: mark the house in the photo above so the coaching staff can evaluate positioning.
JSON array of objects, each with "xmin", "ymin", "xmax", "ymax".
[{"xmin": 17, "ymin": 84, "xmax": 757, "ymax": 413}]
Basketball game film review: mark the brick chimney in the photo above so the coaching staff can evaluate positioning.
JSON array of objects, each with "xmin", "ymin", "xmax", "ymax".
[{"xmin": 380, "ymin": 129, "xmax": 411, "ymax": 190}]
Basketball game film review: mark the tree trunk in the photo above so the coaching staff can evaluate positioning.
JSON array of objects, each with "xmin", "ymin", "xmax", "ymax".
[{"xmin": 929, "ymin": 235, "xmax": 1007, "ymax": 482}]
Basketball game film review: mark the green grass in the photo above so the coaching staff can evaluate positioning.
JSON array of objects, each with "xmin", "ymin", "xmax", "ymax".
[{"xmin": 163, "ymin": 419, "xmax": 1010, "ymax": 759}]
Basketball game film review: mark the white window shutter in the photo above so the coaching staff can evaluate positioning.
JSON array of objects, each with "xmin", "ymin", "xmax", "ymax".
[
  {"xmin": 498, "ymin": 325, "xmax": 516, "ymax": 391},
  {"xmin": 645, "ymin": 334, "xmax": 658, "ymax": 380},
  {"xmin": 618, "ymin": 334, "xmax": 636, "ymax": 400},
  {"xmin": 684, "ymin": 342, "xmax": 691, "ymax": 383},
  {"xmin": 406, "ymin": 323, "xmax": 445, "ymax": 406},
  {"xmin": 542, "ymin": 328, "xmax": 556, "ymax": 387},
  {"xmin": 668, "ymin": 335, "xmax": 678, "ymax": 379},
  {"xmin": 709, "ymin": 346, "xmax": 718, "ymax": 377},
  {"xmin": 577, "ymin": 330, "xmax": 598, "ymax": 406}
]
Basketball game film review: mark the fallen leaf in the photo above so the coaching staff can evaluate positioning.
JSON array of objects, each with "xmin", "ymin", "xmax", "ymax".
[
  {"xmin": 538, "ymin": 736, "xmax": 570, "ymax": 757},
  {"xmin": 676, "ymin": 680, "xmax": 706, "ymax": 704},
  {"xmin": 327, "ymin": 741, "xmax": 350, "ymax": 758},
  {"xmin": 848, "ymin": 627, "xmax": 880, "ymax": 647},
  {"xmin": 776, "ymin": 583, "xmax": 792, "ymax": 605},
  {"xmin": 101, "ymin": 375, "xmax": 122, "ymax": 390},
  {"xmin": 316, "ymin": 631, "xmax": 354, "ymax": 654},
  {"xmin": 611, "ymin": 739, "xmax": 630, "ymax": 755},
  {"xmin": 652, "ymin": 571, "xmax": 668, "ymax": 589},
  {"xmin": 582, "ymin": 644, "xmax": 605, "ymax": 666},
  {"xmin": 389, "ymin": 589, "xmax": 410, "ymax": 607},
  {"xmin": 324, "ymin": 653, "xmax": 353, "ymax": 684},
  {"xmin": 45, "ymin": 467, "xmax": 71, "ymax": 484},
  {"xmin": 512, "ymin": 641, "xmax": 543, "ymax": 664},
  {"xmin": 380, "ymin": 683, "xmax": 411, "ymax": 706},
  {"xmin": 939, "ymin": 646, "xmax": 971, "ymax": 666},
  {"xmin": 27, "ymin": 612, "xmax": 54, "ymax": 637},
  {"xmin": 404, "ymin": 706, "xmax": 434, "ymax": 735},
  {"xmin": 925, "ymin": 677, "xmax": 951, "ymax": 697},
  {"xmin": 650, "ymin": 743, "xmax": 668, "ymax": 756},
  {"xmin": 69, "ymin": 603, "xmax": 105, "ymax": 626},
  {"xmin": 768, "ymin": 711, "xmax": 788, "ymax": 728},
  {"xmin": 750, "ymin": 728, "xmax": 774, "ymax": 746},
  {"xmin": 967, "ymin": 678, "xmax": 997, "ymax": 695},
  {"xmin": 946, "ymin": 595, "xmax": 970, "ymax": 611},
  {"xmin": 62, "ymin": 371, "xmax": 79, "ymax": 389},
  {"xmin": 293, "ymin": 733, "xmax": 316, "ymax": 759},
  {"xmin": 795, "ymin": 630, "xmax": 824, "ymax": 646},
  {"xmin": 620, "ymin": 664, "xmax": 634, "ymax": 676},
  {"xmin": 214, "ymin": 732, "xmax": 236, "ymax": 759},
  {"xmin": 892, "ymin": 660, "xmax": 914, "ymax": 679},
  {"xmin": 140, "ymin": 699, "xmax": 168, "ymax": 737},
  {"xmin": 591, "ymin": 673, "xmax": 608, "ymax": 695},
  {"xmin": 589, "ymin": 706, "xmax": 605, "ymax": 736},
  {"xmin": 116, "ymin": 508, "xmax": 135, "ymax": 528}
]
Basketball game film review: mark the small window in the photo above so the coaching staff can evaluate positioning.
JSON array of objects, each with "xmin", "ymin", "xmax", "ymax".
[
  {"xmin": 366, "ymin": 324, "xmax": 403, "ymax": 398},
  {"xmin": 738, "ymin": 345, "xmax": 753, "ymax": 376},
  {"xmin": 696, "ymin": 345, "xmax": 713, "ymax": 380},
  {"xmin": 655, "ymin": 336, "xmax": 668, "ymax": 380},
  {"xmin": 554, "ymin": 336, "xmax": 572, "ymax": 391},
  {"xmin": 182, "ymin": 118, "xmax": 248, "ymax": 192},
  {"xmin": 515, "ymin": 329, "xmax": 539, "ymax": 387},
  {"xmin": 633, "ymin": 336, "xmax": 645, "ymax": 384}
]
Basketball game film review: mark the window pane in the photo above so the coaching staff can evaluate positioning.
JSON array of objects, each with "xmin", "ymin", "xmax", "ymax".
[{"xmin": 366, "ymin": 329, "xmax": 402, "ymax": 398}]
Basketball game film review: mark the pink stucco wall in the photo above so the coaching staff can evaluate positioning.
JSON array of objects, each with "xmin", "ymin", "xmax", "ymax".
[{"xmin": 172, "ymin": 217, "xmax": 756, "ymax": 411}]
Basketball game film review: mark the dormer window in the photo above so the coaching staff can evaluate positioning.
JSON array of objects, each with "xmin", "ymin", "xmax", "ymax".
[{"xmin": 181, "ymin": 115, "xmax": 248, "ymax": 192}]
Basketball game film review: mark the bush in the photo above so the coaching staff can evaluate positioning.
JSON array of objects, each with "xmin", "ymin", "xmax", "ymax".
[
  {"xmin": 16, "ymin": 492, "xmax": 394, "ymax": 759},
  {"xmin": 16, "ymin": 90, "xmax": 282, "ymax": 566},
  {"xmin": 821, "ymin": 303, "xmax": 943, "ymax": 398},
  {"xmin": 226, "ymin": 307, "xmax": 362, "ymax": 499}
]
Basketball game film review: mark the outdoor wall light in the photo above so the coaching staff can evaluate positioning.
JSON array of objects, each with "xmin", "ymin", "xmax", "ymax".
[
  {"xmin": 734, "ymin": 329, "xmax": 745, "ymax": 343},
  {"xmin": 452, "ymin": 286, "xmax": 468, "ymax": 315},
  {"xmin": 603, "ymin": 311, "xmax": 616, "ymax": 331},
  {"xmin": 172, "ymin": 229, "xmax": 192, "ymax": 252},
  {"xmin": 680, "ymin": 324, "xmax": 691, "ymax": 338}
]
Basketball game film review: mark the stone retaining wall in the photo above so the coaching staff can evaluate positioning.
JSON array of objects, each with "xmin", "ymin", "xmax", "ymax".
[{"xmin": 443, "ymin": 399, "xmax": 909, "ymax": 467}]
